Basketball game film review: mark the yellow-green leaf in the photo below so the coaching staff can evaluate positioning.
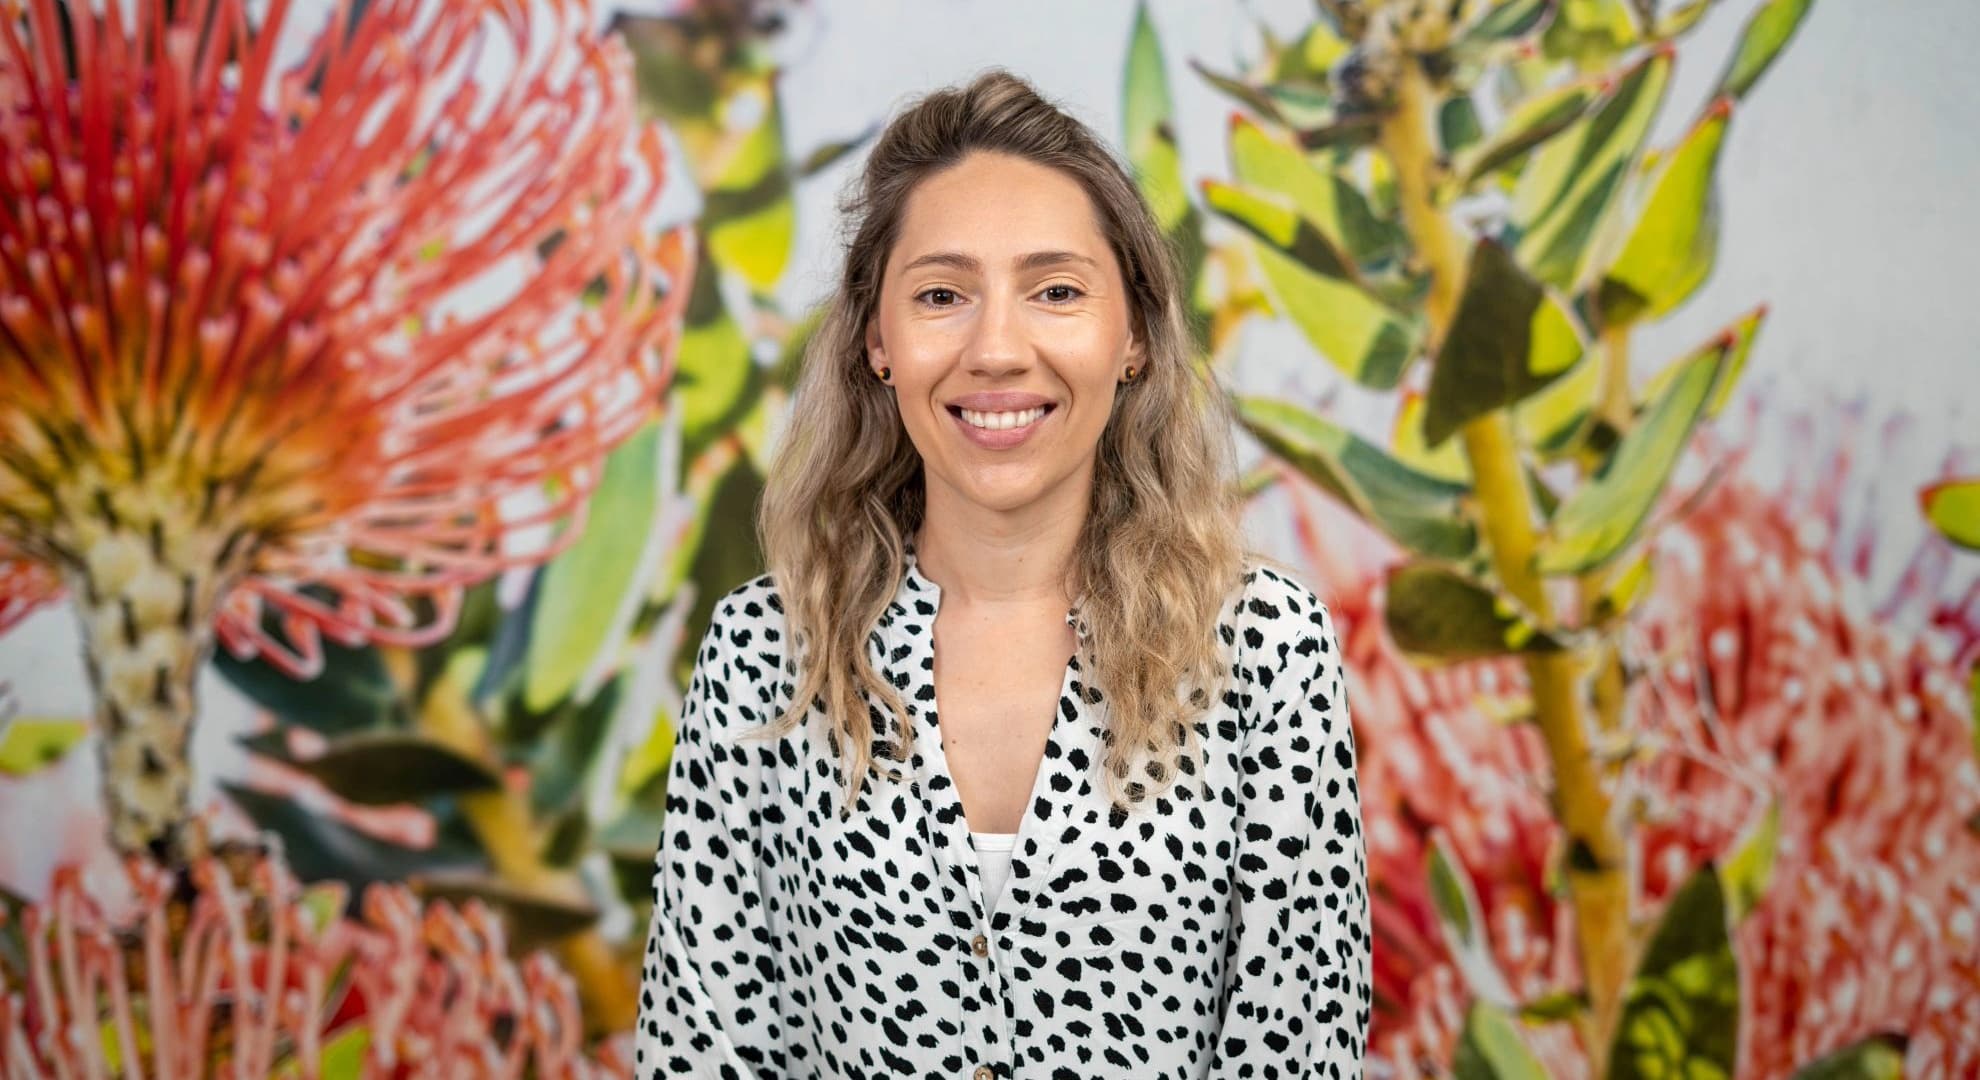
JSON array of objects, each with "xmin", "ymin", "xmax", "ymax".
[
  {"xmin": 1454, "ymin": 77, "xmax": 1600, "ymax": 187},
  {"xmin": 1392, "ymin": 390, "xmax": 1472, "ymax": 484},
  {"xmin": 1535, "ymin": 339, "xmax": 1725, "ymax": 574},
  {"xmin": 1206, "ymin": 179, "xmax": 1420, "ymax": 388},
  {"xmin": 0, "ymin": 716, "xmax": 86, "ymax": 776},
  {"xmin": 1921, "ymin": 477, "xmax": 1980, "ymax": 551},
  {"xmin": 1229, "ymin": 114, "xmax": 1396, "ymax": 266},
  {"xmin": 1636, "ymin": 306, "xmax": 1765, "ymax": 417},
  {"xmin": 1125, "ymin": 3, "xmax": 1189, "ymax": 232},
  {"xmin": 1513, "ymin": 47, "xmax": 1673, "ymax": 291},
  {"xmin": 1424, "ymin": 237, "xmax": 1586, "ymax": 448},
  {"xmin": 1512, "ymin": 343, "xmax": 1601, "ymax": 456},
  {"xmin": 523, "ymin": 420, "xmax": 665, "ymax": 711},
  {"xmin": 1722, "ymin": 799, "xmax": 1779, "ymax": 923},
  {"xmin": 1598, "ymin": 100, "xmax": 1731, "ymax": 326},
  {"xmin": 1715, "ymin": 0, "xmax": 1816, "ymax": 101},
  {"xmin": 1235, "ymin": 396, "xmax": 1476, "ymax": 558},
  {"xmin": 1542, "ymin": 0, "xmax": 1640, "ymax": 68},
  {"xmin": 1790, "ymin": 1035, "xmax": 1907, "ymax": 1080},
  {"xmin": 1454, "ymin": 1002, "xmax": 1550, "ymax": 1080},
  {"xmin": 702, "ymin": 83, "xmax": 793, "ymax": 290}
]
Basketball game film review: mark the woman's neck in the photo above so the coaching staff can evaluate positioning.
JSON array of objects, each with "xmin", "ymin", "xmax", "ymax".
[{"xmin": 911, "ymin": 509, "xmax": 1081, "ymax": 615}]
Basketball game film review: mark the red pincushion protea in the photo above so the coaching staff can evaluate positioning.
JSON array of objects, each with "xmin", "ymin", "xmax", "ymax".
[
  {"xmin": 1283, "ymin": 391, "xmax": 1980, "ymax": 1077},
  {"xmin": 0, "ymin": 851, "xmax": 632, "ymax": 1078},
  {"xmin": 0, "ymin": 0, "xmax": 694, "ymax": 859}
]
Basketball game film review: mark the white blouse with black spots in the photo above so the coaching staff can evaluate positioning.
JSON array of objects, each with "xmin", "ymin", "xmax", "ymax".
[{"xmin": 635, "ymin": 544, "xmax": 1371, "ymax": 1079}]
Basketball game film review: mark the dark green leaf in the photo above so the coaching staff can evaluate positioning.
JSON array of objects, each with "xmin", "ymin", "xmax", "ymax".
[
  {"xmin": 211, "ymin": 638, "xmax": 400, "ymax": 737},
  {"xmin": 1441, "ymin": 95, "xmax": 1485, "ymax": 158},
  {"xmin": 1607, "ymin": 863, "xmax": 1740, "ymax": 1080},
  {"xmin": 1454, "ymin": 79, "xmax": 1599, "ymax": 187},
  {"xmin": 1790, "ymin": 1035, "xmax": 1908, "ymax": 1080},
  {"xmin": 1235, "ymin": 397, "xmax": 1477, "ymax": 559},
  {"xmin": 1385, "ymin": 561, "xmax": 1565, "ymax": 661},
  {"xmin": 528, "ymin": 678, "xmax": 624, "ymax": 819},
  {"xmin": 291, "ymin": 732, "xmax": 501, "ymax": 806},
  {"xmin": 1424, "ymin": 237, "xmax": 1586, "ymax": 448},
  {"xmin": 223, "ymin": 783, "xmax": 484, "ymax": 889},
  {"xmin": 797, "ymin": 123, "xmax": 878, "ymax": 178},
  {"xmin": 1466, "ymin": 0, "xmax": 1554, "ymax": 41}
]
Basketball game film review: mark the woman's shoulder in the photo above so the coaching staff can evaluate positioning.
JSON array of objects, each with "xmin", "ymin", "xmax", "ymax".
[{"xmin": 1228, "ymin": 555, "xmax": 1337, "ymax": 688}]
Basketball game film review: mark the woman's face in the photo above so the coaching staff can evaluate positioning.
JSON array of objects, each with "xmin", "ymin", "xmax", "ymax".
[{"xmin": 866, "ymin": 150, "xmax": 1143, "ymax": 518}]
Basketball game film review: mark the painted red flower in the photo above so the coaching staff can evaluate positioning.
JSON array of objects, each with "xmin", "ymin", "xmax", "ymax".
[
  {"xmin": 1281, "ymin": 390, "xmax": 1980, "ymax": 1076},
  {"xmin": 0, "ymin": 0, "xmax": 693, "ymax": 858}
]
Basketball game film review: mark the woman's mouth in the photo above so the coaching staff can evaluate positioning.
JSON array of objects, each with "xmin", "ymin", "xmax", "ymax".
[{"xmin": 946, "ymin": 403, "xmax": 1056, "ymax": 449}]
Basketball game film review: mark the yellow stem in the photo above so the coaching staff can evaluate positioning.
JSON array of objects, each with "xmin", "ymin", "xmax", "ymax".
[
  {"xmin": 1378, "ymin": 57, "xmax": 1633, "ymax": 1069},
  {"xmin": 398, "ymin": 649, "xmax": 640, "ymax": 1036}
]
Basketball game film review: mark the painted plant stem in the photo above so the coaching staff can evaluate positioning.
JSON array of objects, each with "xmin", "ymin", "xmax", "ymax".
[{"xmin": 1376, "ymin": 57, "xmax": 1635, "ymax": 1065}]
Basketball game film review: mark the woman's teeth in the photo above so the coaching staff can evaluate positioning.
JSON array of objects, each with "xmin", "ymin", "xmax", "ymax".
[{"xmin": 958, "ymin": 406, "xmax": 1047, "ymax": 430}]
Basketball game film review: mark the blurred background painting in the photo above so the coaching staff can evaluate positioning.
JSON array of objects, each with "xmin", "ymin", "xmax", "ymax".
[{"xmin": 0, "ymin": 0, "xmax": 1974, "ymax": 1075}]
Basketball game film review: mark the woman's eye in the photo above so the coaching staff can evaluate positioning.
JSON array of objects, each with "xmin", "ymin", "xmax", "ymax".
[
  {"xmin": 1041, "ymin": 284, "xmax": 1083, "ymax": 304},
  {"xmin": 916, "ymin": 288, "xmax": 960, "ymax": 307}
]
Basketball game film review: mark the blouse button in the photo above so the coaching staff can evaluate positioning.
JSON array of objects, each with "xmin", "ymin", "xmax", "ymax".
[
  {"xmin": 970, "ymin": 933, "xmax": 989, "ymax": 957},
  {"xmin": 973, "ymin": 1067, "xmax": 995, "ymax": 1080}
]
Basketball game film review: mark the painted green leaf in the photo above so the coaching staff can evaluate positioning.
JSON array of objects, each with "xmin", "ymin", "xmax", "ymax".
[
  {"xmin": 1392, "ymin": 391, "xmax": 1472, "ymax": 484},
  {"xmin": 1598, "ymin": 100, "xmax": 1731, "ymax": 326},
  {"xmin": 1516, "ymin": 989, "xmax": 1587, "ymax": 1023},
  {"xmin": 1512, "ymin": 47, "xmax": 1673, "ymax": 292},
  {"xmin": 1542, "ymin": 0, "xmax": 1640, "ymax": 67},
  {"xmin": 1655, "ymin": 0, "xmax": 1714, "ymax": 37},
  {"xmin": 675, "ymin": 248, "xmax": 761, "ymax": 461},
  {"xmin": 291, "ymin": 732, "xmax": 501, "ymax": 806},
  {"xmin": 1228, "ymin": 114, "xmax": 1398, "ymax": 267},
  {"xmin": 1607, "ymin": 863, "xmax": 1740, "ymax": 1080},
  {"xmin": 1512, "ymin": 343, "xmax": 1601, "ymax": 457},
  {"xmin": 523, "ymin": 420, "xmax": 664, "ymax": 711},
  {"xmin": 1271, "ymin": 19, "xmax": 1351, "ymax": 83},
  {"xmin": 211, "ymin": 632, "xmax": 399, "ymax": 737},
  {"xmin": 1385, "ymin": 561, "xmax": 1564, "ymax": 661},
  {"xmin": 1589, "ymin": 550, "xmax": 1655, "ymax": 623},
  {"xmin": 1920, "ymin": 477, "xmax": 1980, "ymax": 551},
  {"xmin": 1534, "ymin": 339, "xmax": 1725, "ymax": 574},
  {"xmin": 1453, "ymin": 1002, "xmax": 1549, "ymax": 1080},
  {"xmin": 223, "ymin": 782, "xmax": 484, "ymax": 889},
  {"xmin": 701, "ymin": 82, "xmax": 793, "ymax": 291},
  {"xmin": 273, "ymin": 1025, "xmax": 370, "ymax": 1080},
  {"xmin": 796, "ymin": 122, "xmax": 878, "ymax": 179},
  {"xmin": 529, "ymin": 678, "xmax": 624, "ymax": 818},
  {"xmin": 1206, "ymin": 180, "xmax": 1420, "ymax": 388},
  {"xmin": 1235, "ymin": 396, "xmax": 1477, "ymax": 559},
  {"xmin": 1790, "ymin": 1035, "xmax": 1908, "ymax": 1080},
  {"xmin": 1722, "ymin": 799, "xmax": 1780, "ymax": 923},
  {"xmin": 1455, "ymin": 78, "xmax": 1599, "ymax": 187},
  {"xmin": 0, "ymin": 717, "xmax": 87, "ymax": 776},
  {"xmin": 1441, "ymin": 95, "xmax": 1485, "ymax": 158},
  {"xmin": 1424, "ymin": 237, "xmax": 1586, "ymax": 448},
  {"xmin": 1428, "ymin": 832, "xmax": 1518, "ymax": 1006},
  {"xmin": 1466, "ymin": 0, "xmax": 1554, "ymax": 42},
  {"xmin": 1125, "ymin": 3, "xmax": 1189, "ymax": 234},
  {"xmin": 1715, "ymin": 0, "xmax": 1816, "ymax": 101},
  {"xmin": 1635, "ymin": 306, "xmax": 1765, "ymax": 417}
]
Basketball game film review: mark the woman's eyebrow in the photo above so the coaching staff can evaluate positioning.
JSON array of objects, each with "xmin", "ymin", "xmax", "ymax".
[{"xmin": 900, "ymin": 250, "xmax": 1099, "ymax": 274}]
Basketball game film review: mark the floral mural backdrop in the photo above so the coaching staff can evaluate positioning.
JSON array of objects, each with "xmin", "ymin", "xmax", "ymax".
[{"xmin": 0, "ymin": 0, "xmax": 1973, "ymax": 1076}]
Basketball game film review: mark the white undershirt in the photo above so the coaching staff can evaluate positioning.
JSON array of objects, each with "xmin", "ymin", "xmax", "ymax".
[{"xmin": 970, "ymin": 831, "xmax": 1019, "ymax": 915}]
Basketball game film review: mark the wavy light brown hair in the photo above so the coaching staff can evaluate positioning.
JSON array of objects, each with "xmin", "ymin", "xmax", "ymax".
[{"xmin": 748, "ymin": 68, "xmax": 1260, "ymax": 818}]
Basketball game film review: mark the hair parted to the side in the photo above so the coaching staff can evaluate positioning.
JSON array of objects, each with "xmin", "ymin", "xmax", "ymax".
[{"xmin": 743, "ymin": 67, "xmax": 1273, "ymax": 819}]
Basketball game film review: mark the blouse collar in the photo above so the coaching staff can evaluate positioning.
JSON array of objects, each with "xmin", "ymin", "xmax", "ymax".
[{"xmin": 901, "ymin": 536, "xmax": 1091, "ymax": 644}]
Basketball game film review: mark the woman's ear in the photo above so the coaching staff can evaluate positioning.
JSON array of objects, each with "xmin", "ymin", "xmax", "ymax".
[{"xmin": 865, "ymin": 321, "xmax": 886, "ymax": 375}]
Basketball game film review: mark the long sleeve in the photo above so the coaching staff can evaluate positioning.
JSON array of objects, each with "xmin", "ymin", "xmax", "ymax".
[
  {"xmin": 1206, "ymin": 587, "xmax": 1371, "ymax": 1079},
  {"xmin": 635, "ymin": 608, "xmax": 786, "ymax": 1080}
]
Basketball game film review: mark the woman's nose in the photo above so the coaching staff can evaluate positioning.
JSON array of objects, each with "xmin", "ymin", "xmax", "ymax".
[{"xmin": 963, "ymin": 288, "xmax": 1028, "ymax": 370}]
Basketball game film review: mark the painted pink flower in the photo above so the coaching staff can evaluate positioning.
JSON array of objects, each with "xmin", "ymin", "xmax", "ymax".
[
  {"xmin": 0, "ymin": 850, "xmax": 630, "ymax": 1078},
  {"xmin": 0, "ymin": 0, "xmax": 693, "ymax": 858},
  {"xmin": 1281, "ymin": 389, "xmax": 1980, "ymax": 1076}
]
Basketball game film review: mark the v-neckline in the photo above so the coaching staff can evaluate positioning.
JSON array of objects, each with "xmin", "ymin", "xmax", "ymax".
[{"xmin": 892, "ymin": 541, "xmax": 1103, "ymax": 938}]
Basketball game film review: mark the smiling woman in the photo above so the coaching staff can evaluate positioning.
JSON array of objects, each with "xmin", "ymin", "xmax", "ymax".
[{"xmin": 635, "ymin": 69, "xmax": 1371, "ymax": 1079}]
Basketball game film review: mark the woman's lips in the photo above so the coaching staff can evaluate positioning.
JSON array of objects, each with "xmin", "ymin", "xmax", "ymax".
[{"xmin": 947, "ymin": 404, "xmax": 1055, "ymax": 450}]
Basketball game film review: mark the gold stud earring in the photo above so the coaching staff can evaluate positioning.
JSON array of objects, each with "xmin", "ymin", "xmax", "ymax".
[
  {"xmin": 876, "ymin": 365, "xmax": 891, "ymax": 382},
  {"xmin": 1124, "ymin": 364, "xmax": 1138, "ymax": 381}
]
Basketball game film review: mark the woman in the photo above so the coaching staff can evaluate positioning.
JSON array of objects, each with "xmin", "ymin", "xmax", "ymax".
[{"xmin": 635, "ymin": 69, "xmax": 1369, "ymax": 1079}]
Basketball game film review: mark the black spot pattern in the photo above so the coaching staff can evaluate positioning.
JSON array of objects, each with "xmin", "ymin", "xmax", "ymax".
[{"xmin": 635, "ymin": 547, "xmax": 1370, "ymax": 1078}]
